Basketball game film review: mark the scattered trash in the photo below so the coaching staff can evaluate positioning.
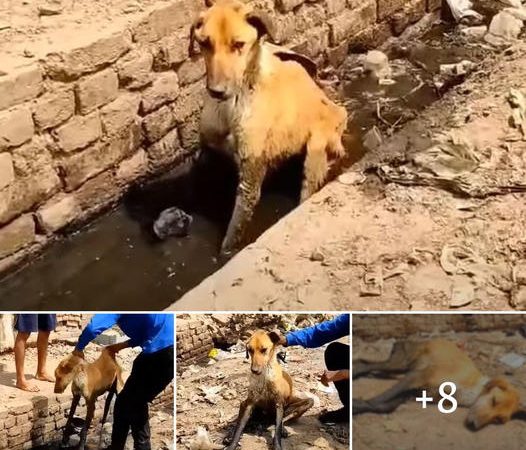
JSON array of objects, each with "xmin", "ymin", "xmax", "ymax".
[
  {"xmin": 337, "ymin": 171, "xmax": 366, "ymax": 186},
  {"xmin": 444, "ymin": 0, "xmax": 483, "ymax": 24},
  {"xmin": 450, "ymin": 275, "xmax": 475, "ymax": 307},
  {"xmin": 153, "ymin": 207, "xmax": 193, "ymax": 240},
  {"xmin": 439, "ymin": 60, "xmax": 477, "ymax": 77},
  {"xmin": 383, "ymin": 263, "xmax": 409, "ymax": 281},
  {"xmin": 363, "ymin": 50, "xmax": 392, "ymax": 82},
  {"xmin": 316, "ymin": 381, "xmax": 336, "ymax": 394},
  {"xmin": 499, "ymin": 352, "xmax": 526, "ymax": 369},
  {"xmin": 508, "ymin": 88, "xmax": 526, "ymax": 138},
  {"xmin": 363, "ymin": 126, "xmax": 383, "ymax": 151},
  {"xmin": 199, "ymin": 386, "xmax": 224, "ymax": 404},
  {"xmin": 188, "ymin": 427, "xmax": 223, "ymax": 450},
  {"xmin": 460, "ymin": 25, "xmax": 488, "ymax": 40},
  {"xmin": 360, "ymin": 266, "xmax": 383, "ymax": 297},
  {"xmin": 301, "ymin": 390, "xmax": 321, "ymax": 408}
]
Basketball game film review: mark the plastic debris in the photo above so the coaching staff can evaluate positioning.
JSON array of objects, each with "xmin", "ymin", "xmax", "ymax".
[
  {"xmin": 153, "ymin": 207, "xmax": 193, "ymax": 240},
  {"xmin": 508, "ymin": 88, "xmax": 526, "ymax": 138},
  {"xmin": 444, "ymin": 0, "xmax": 483, "ymax": 23},
  {"xmin": 188, "ymin": 427, "xmax": 223, "ymax": 450},
  {"xmin": 363, "ymin": 50, "xmax": 392, "ymax": 82},
  {"xmin": 499, "ymin": 352, "xmax": 526, "ymax": 369}
]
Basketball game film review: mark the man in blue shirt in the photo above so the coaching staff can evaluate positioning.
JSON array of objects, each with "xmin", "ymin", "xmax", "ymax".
[
  {"xmin": 278, "ymin": 314, "xmax": 349, "ymax": 423},
  {"xmin": 74, "ymin": 314, "xmax": 174, "ymax": 450}
]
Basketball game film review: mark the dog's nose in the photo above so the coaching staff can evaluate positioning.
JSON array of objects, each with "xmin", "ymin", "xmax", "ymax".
[
  {"xmin": 251, "ymin": 367, "xmax": 262, "ymax": 375},
  {"xmin": 207, "ymin": 86, "xmax": 227, "ymax": 100}
]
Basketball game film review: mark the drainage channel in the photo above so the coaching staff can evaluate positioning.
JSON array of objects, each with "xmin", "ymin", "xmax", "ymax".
[{"xmin": 0, "ymin": 17, "xmax": 490, "ymax": 311}]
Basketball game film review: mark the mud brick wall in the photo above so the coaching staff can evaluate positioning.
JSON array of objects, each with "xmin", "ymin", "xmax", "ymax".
[
  {"xmin": 0, "ymin": 0, "xmax": 442, "ymax": 274},
  {"xmin": 353, "ymin": 314, "xmax": 526, "ymax": 340},
  {"xmin": 176, "ymin": 317, "xmax": 214, "ymax": 366},
  {"xmin": 0, "ymin": 383, "xmax": 173, "ymax": 450}
]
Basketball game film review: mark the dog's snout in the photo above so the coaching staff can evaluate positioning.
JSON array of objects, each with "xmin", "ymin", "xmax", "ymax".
[
  {"xmin": 207, "ymin": 86, "xmax": 227, "ymax": 100},
  {"xmin": 465, "ymin": 416, "xmax": 478, "ymax": 431},
  {"xmin": 251, "ymin": 367, "xmax": 262, "ymax": 375}
]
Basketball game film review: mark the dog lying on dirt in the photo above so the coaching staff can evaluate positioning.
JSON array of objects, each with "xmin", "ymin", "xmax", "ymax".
[
  {"xmin": 353, "ymin": 339, "xmax": 526, "ymax": 429},
  {"xmin": 225, "ymin": 330, "xmax": 313, "ymax": 450},
  {"xmin": 190, "ymin": 0, "xmax": 348, "ymax": 254},
  {"xmin": 54, "ymin": 348, "xmax": 124, "ymax": 450}
]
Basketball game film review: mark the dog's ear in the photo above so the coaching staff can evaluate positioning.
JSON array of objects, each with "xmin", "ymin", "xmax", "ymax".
[
  {"xmin": 245, "ymin": 346, "xmax": 249, "ymax": 360},
  {"xmin": 204, "ymin": 0, "xmax": 215, "ymax": 6},
  {"xmin": 267, "ymin": 330, "xmax": 283, "ymax": 346},
  {"xmin": 245, "ymin": 10, "xmax": 275, "ymax": 41},
  {"xmin": 273, "ymin": 50, "xmax": 318, "ymax": 78},
  {"xmin": 188, "ymin": 21, "xmax": 201, "ymax": 57}
]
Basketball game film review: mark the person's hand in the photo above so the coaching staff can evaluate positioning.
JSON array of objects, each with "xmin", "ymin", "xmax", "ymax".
[
  {"xmin": 72, "ymin": 349, "xmax": 84, "ymax": 358},
  {"xmin": 319, "ymin": 369, "xmax": 349, "ymax": 386}
]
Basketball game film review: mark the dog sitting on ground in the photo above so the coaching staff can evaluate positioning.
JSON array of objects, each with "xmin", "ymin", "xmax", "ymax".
[
  {"xmin": 225, "ymin": 330, "xmax": 313, "ymax": 450},
  {"xmin": 353, "ymin": 339, "xmax": 526, "ymax": 429},
  {"xmin": 190, "ymin": 0, "xmax": 348, "ymax": 255},
  {"xmin": 54, "ymin": 348, "xmax": 124, "ymax": 450}
]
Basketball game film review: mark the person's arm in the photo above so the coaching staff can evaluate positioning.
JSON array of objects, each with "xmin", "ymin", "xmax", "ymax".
[
  {"xmin": 75, "ymin": 314, "xmax": 121, "ymax": 351},
  {"xmin": 320, "ymin": 369, "xmax": 350, "ymax": 386},
  {"xmin": 285, "ymin": 314, "xmax": 350, "ymax": 348},
  {"xmin": 106, "ymin": 339, "xmax": 132, "ymax": 354}
]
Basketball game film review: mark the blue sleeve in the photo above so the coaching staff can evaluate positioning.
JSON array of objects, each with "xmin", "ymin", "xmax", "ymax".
[
  {"xmin": 76, "ymin": 314, "xmax": 121, "ymax": 351},
  {"xmin": 286, "ymin": 314, "xmax": 349, "ymax": 348}
]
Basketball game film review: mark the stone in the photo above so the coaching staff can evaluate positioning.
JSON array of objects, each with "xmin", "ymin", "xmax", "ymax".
[
  {"xmin": 363, "ymin": 50, "xmax": 391, "ymax": 79},
  {"xmin": 33, "ymin": 86, "xmax": 75, "ymax": 129},
  {"xmin": 45, "ymin": 31, "xmax": 132, "ymax": 80},
  {"xmin": 0, "ymin": 168, "xmax": 60, "ymax": 225},
  {"xmin": 0, "ymin": 66, "xmax": 43, "ymax": 111},
  {"xmin": 74, "ymin": 171, "xmax": 121, "ymax": 214},
  {"xmin": 460, "ymin": 25, "xmax": 488, "ymax": 40},
  {"xmin": 11, "ymin": 138, "xmax": 54, "ymax": 176},
  {"xmin": 276, "ymin": 0, "xmax": 305, "ymax": 13},
  {"xmin": 0, "ymin": 153, "xmax": 15, "ymax": 190},
  {"xmin": 0, "ymin": 107, "xmax": 34, "ymax": 150},
  {"xmin": 38, "ymin": 0, "xmax": 64, "ymax": 16},
  {"xmin": 52, "ymin": 111, "xmax": 102, "ymax": 153},
  {"xmin": 116, "ymin": 149, "xmax": 149, "ymax": 183},
  {"xmin": 178, "ymin": 116, "xmax": 199, "ymax": 150},
  {"xmin": 153, "ymin": 31, "xmax": 190, "ymax": 71},
  {"xmin": 325, "ymin": 0, "xmax": 346, "ymax": 15},
  {"xmin": 140, "ymin": 72, "xmax": 180, "ymax": 114},
  {"xmin": 100, "ymin": 93, "xmax": 141, "ymax": 136},
  {"xmin": 173, "ymin": 81, "xmax": 204, "ymax": 123},
  {"xmin": 487, "ymin": 11, "xmax": 523, "ymax": 42},
  {"xmin": 75, "ymin": 68, "xmax": 119, "ymax": 115},
  {"xmin": 116, "ymin": 50, "xmax": 153, "ymax": 90},
  {"xmin": 132, "ymin": 0, "xmax": 199, "ymax": 43},
  {"xmin": 142, "ymin": 105, "xmax": 177, "ymax": 143},
  {"xmin": 328, "ymin": 1, "xmax": 376, "ymax": 46},
  {"xmin": 0, "ymin": 215, "xmax": 36, "ymax": 259},
  {"xmin": 147, "ymin": 127, "xmax": 182, "ymax": 170},
  {"xmin": 177, "ymin": 59, "xmax": 206, "ymax": 86},
  {"xmin": 36, "ymin": 195, "xmax": 81, "ymax": 233}
]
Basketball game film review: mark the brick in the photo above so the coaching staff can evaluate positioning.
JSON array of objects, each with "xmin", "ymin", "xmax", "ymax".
[
  {"xmin": 276, "ymin": 0, "xmax": 305, "ymax": 13},
  {"xmin": 74, "ymin": 171, "xmax": 121, "ymax": 214},
  {"xmin": 147, "ymin": 127, "xmax": 183, "ymax": 170},
  {"xmin": 378, "ymin": 0, "xmax": 425, "ymax": 21},
  {"xmin": 116, "ymin": 50, "xmax": 153, "ymax": 89},
  {"xmin": 178, "ymin": 116, "xmax": 199, "ymax": 150},
  {"xmin": 132, "ymin": 0, "xmax": 199, "ymax": 43},
  {"xmin": 33, "ymin": 86, "xmax": 75, "ymax": 129},
  {"xmin": 11, "ymin": 138, "xmax": 54, "ymax": 176},
  {"xmin": 75, "ymin": 69, "xmax": 119, "ymax": 115},
  {"xmin": 4, "ymin": 416, "xmax": 15, "ymax": 429},
  {"xmin": 325, "ymin": 0, "xmax": 346, "ymax": 15},
  {"xmin": 142, "ymin": 105, "xmax": 177, "ymax": 143},
  {"xmin": 61, "ymin": 123, "xmax": 141, "ymax": 190},
  {"xmin": 45, "ymin": 31, "xmax": 132, "ymax": 80},
  {"xmin": 328, "ymin": 0, "xmax": 376, "ymax": 46},
  {"xmin": 116, "ymin": 149, "xmax": 149, "ymax": 184},
  {"xmin": 140, "ymin": 72, "xmax": 180, "ymax": 114},
  {"xmin": 153, "ymin": 30, "xmax": 189, "ymax": 71},
  {"xmin": 0, "ymin": 66, "xmax": 43, "ymax": 111},
  {"xmin": 15, "ymin": 413, "xmax": 29, "ymax": 426},
  {"xmin": 0, "ymin": 168, "xmax": 60, "ymax": 225},
  {"xmin": 173, "ymin": 81, "xmax": 204, "ymax": 123},
  {"xmin": 0, "ymin": 107, "xmax": 34, "ymax": 151},
  {"xmin": 295, "ymin": 4, "xmax": 327, "ymax": 35},
  {"xmin": 0, "ymin": 153, "xmax": 15, "ymax": 189},
  {"xmin": 291, "ymin": 26, "xmax": 329, "ymax": 59},
  {"xmin": 177, "ymin": 59, "xmax": 206, "ymax": 86},
  {"xmin": 0, "ymin": 215, "xmax": 36, "ymax": 259},
  {"xmin": 36, "ymin": 194, "xmax": 81, "ymax": 233},
  {"xmin": 52, "ymin": 111, "xmax": 102, "ymax": 153},
  {"xmin": 100, "ymin": 93, "xmax": 141, "ymax": 136},
  {"xmin": 11, "ymin": 402, "xmax": 32, "ymax": 415}
]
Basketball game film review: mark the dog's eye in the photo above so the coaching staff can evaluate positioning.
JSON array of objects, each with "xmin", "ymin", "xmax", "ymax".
[
  {"xmin": 199, "ymin": 37, "xmax": 212, "ymax": 50},
  {"xmin": 232, "ymin": 41, "xmax": 245, "ymax": 51}
]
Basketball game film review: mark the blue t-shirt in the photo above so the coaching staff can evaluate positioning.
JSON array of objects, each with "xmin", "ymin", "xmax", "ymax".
[
  {"xmin": 286, "ymin": 314, "xmax": 349, "ymax": 348},
  {"xmin": 76, "ymin": 314, "xmax": 174, "ymax": 354}
]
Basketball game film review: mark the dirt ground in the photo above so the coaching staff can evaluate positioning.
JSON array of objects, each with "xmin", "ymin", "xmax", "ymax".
[
  {"xmin": 353, "ymin": 328, "xmax": 526, "ymax": 450},
  {"xmin": 0, "ymin": 0, "xmax": 164, "ymax": 72},
  {"xmin": 0, "ymin": 339, "xmax": 173, "ymax": 449},
  {"xmin": 172, "ymin": 31, "xmax": 526, "ymax": 312},
  {"xmin": 176, "ymin": 343, "xmax": 349, "ymax": 450}
]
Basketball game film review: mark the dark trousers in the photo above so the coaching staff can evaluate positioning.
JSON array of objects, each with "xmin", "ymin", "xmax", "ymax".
[
  {"xmin": 324, "ymin": 342, "xmax": 350, "ymax": 408},
  {"xmin": 112, "ymin": 346, "xmax": 174, "ymax": 450}
]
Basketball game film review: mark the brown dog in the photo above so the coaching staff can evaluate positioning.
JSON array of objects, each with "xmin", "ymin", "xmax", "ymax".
[
  {"xmin": 353, "ymin": 339, "xmax": 526, "ymax": 429},
  {"xmin": 54, "ymin": 348, "xmax": 124, "ymax": 450},
  {"xmin": 191, "ymin": 0, "xmax": 348, "ymax": 254},
  {"xmin": 226, "ymin": 330, "xmax": 313, "ymax": 450}
]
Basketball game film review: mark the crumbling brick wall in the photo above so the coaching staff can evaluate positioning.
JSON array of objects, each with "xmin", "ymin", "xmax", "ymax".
[
  {"xmin": 353, "ymin": 314, "xmax": 526, "ymax": 340},
  {"xmin": 0, "ymin": 0, "xmax": 441, "ymax": 273},
  {"xmin": 0, "ymin": 383, "xmax": 173, "ymax": 450}
]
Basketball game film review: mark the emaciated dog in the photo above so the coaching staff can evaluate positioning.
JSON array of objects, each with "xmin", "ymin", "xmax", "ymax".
[
  {"xmin": 190, "ymin": 0, "xmax": 348, "ymax": 254},
  {"xmin": 226, "ymin": 330, "xmax": 314, "ymax": 450},
  {"xmin": 353, "ymin": 339, "xmax": 526, "ymax": 429},
  {"xmin": 54, "ymin": 348, "xmax": 124, "ymax": 449}
]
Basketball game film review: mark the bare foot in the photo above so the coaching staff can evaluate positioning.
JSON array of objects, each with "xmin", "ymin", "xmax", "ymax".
[
  {"xmin": 35, "ymin": 372, "xmax": 55, "ymax": 383},
  {"xmin": 16, "ymin": 379, "xmax": 40, "ymax": 392}
]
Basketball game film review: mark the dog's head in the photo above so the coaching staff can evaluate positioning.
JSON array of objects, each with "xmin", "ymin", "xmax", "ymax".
[
  {"xmin": 466, "ymin": 377, "xmax": 525, "ymax": 429},
  {"xmin": 54, "ymin": 351, "xmax": 85, "ymax": 394},
  {"xmin": 189, "ymin": 0, "xmax": 274, "ymax": 100},
  {"xmin": 245, "ymin": 329, "xmax": 282, "ymax": 375}
]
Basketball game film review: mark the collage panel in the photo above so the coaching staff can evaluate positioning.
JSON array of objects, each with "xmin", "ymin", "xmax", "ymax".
[
  {"xmin": 175, "ymin": 313, "xmax": 350, "ymax": 450},
  {"xmin": 0, "ymin": 313, "xmax": 174, "ymax": 450},
  {"xmin": 352, "ymin": 314, "xmax": 526, "ymax": 450}
]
